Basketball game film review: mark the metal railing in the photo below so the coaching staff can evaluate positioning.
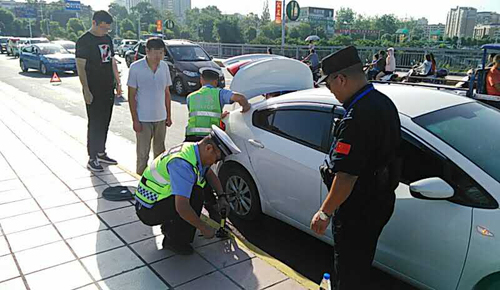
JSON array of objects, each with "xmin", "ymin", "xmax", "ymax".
[{"xmin": 200, "ymin": 42, "xmax": 483, "ymax": 72}]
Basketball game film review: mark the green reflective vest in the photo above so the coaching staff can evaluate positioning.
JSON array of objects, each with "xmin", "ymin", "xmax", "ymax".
[
  {"xmin": 186, "ymin": 86, "xmax": 222, "ymax": 136},
  {"xmin": 135, "ymin": 143, "xmax": 206, "ymax": 208}
]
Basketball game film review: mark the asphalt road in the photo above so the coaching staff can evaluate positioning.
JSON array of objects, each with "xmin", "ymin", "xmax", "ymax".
[{"xmin": 0, "ymin": 53, "xmax": 417, "ymax": 289}]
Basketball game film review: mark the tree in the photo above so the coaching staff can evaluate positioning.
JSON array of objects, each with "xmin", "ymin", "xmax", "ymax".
[
  {"xmin": 245, "ymin": 27, "xmax": 257, "ymax": 42},
  {"xmin": 260, "ymin": 22, "xmax": 281, "ymax": 40},
  {"xmin": 0, "ymin": 8, "xmax": 15, "ymax": 34},
  {"xmin": 197, "ymin": 14, "xmax": 217, "ymax": 42},
  {"xmin": 120, "ymin": 18, "xmax": 135, "ymax": 34},
  {"xmin": 261, "ymin": 0, "xmax": 271, "ymax": 23},
  {"xmin": 289, "ymin": 22, "xmax": 312, "ymax": 40},
  {"xmin": 67, "ymin": 18, "xmax": 85, "ymax": 35},
  {"xmin": 131, "ymin": 2, "xmax": 160, "ymax": 26},
  {"xmin": 335, "ymin": 7, "xmax": 355, "ymax": 29},
  {"xmin": 108, "ymin": 2, "xmax": 128, "ymax": 21},
  {"xmin": 122, "ymin": 30, "xmax": 136, "ymax": 39},
  {"xmin": 373, "ymin": 14, "xmax": 398, "ymax": 34},
  {"xmin": 215, "ymin": 16, "xmax": 244, "ymax": 43},
  {"xmin": 148, "ymin": 23, "xmax": 158, "ymax": 34}
]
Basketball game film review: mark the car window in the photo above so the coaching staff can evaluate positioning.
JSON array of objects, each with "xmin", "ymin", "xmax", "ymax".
[
  {"xmin": 415, "ymin": 102, "xmax": 500, "ymax": 183},
  {"xmin": 22, "ymin": 46, "xmax": 32, "ymax": 53},
  {"xmin": 39, "ymin": 45, "xmax": 66, "ymax": 55},
  {"xmin": 138, "ymin": 43, "xmax": 146, "ymax": 55},
  {"xmin": 169, "ymin": 45, "xmax": 210, "ymax": 61},
  {"xmin": 399, "ymin": 134, "xmax": 497, "ymax": 209},
  {"xmin": 253, "ymin": 107, "xmax": 333, "ymax": 153}
]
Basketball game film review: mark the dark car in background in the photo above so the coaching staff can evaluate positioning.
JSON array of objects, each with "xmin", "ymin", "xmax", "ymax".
[
  {"xmin": 0, "ymin": 36, "xmax": 10, "ymax": 54},
  {"xmin": 125, "ymin": 39, "xmax": 225, "ymax": 96},
  {"xmin": 20, "ymin": 43, "xmax": 76, "ymax": 75}
]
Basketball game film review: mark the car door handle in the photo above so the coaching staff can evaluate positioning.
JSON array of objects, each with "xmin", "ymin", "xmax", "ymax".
[{"xmin": 248, "ymin": 139, "xmax": 265, "ymax": 149}]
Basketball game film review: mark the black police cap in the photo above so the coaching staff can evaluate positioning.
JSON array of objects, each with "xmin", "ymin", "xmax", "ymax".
[{"xmin": 318, "ymin": 46, "xmax": 362, "ymax": 84}]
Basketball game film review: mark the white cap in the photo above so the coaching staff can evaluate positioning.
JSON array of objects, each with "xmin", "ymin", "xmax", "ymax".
[
  {"xmin": 199, "ymin": 67, "xmax": 222, "ymax": 77},
  {"xmin": 209, "ymin": 125, "xmax": 241, "ymax": 157}
]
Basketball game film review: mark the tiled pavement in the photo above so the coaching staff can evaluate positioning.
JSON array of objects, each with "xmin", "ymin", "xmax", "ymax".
[{"xmin": 0, "ymin": 83, "xmax": 311, "ymax": 289}]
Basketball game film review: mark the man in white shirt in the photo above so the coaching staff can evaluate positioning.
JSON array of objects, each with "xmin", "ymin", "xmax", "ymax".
[{"xmin": 128, "ymin": 38, "xmax": 173, "ymax": 175}]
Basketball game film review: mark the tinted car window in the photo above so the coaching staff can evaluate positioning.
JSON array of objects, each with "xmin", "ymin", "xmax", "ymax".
[
  {"xmin": 399, "ymin": 135, "xmax": 497, "ymax": 209},
  {"xmin": 254, "ymin": 108, "xmax": 333, "ymax": 152},
  {"xmin": 169, "ymin": 45, "xmax": 210, "ymax": 61},
  {"xmin": 138, "ymin": 43, "xmax": 146, "ymax": 55}
]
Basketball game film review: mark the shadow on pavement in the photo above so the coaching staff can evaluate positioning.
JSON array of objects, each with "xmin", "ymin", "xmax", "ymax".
[
  {"xmin": 18, "ymin": 71, "xmax": 77, "ymax": 79},
  {"xmin": 228, "ymin": 215, "xmax": 418, "ymax": 289}
]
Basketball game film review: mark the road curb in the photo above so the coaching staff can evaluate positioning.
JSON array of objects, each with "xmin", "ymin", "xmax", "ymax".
[{"xmin": 116, "ymin": 163, "xmax": 319, "ymax": 289}]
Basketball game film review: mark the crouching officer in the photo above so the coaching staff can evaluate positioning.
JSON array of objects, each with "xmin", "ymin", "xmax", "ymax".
[
  {"xmin": 310, "ymin": 46, "xmax": 401, "ymax": 289},
  {"xmin": 134, "ymin": 125, "xmax": 240, "ymax": 255},
  {"xmin": 184, "ymin": 67, "xmax": 250, "ymax": 220}
]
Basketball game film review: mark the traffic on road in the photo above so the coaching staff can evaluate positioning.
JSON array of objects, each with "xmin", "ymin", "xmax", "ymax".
[{"xmin": 1, "ymin": 25, "xmax": 500, "ymax": 290}]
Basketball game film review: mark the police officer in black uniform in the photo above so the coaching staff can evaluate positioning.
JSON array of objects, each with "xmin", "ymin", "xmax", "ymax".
[{"xmin": 310, "ymin": 46, "xmax": 401, "ymax": 289}]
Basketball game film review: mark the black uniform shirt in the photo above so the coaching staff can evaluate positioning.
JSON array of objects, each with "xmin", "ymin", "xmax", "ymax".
[
  {"xmin": 76, "ymin": 31, "xmax": 115, "ymax": 93},
  {"xmin": 329, "ymin": 84, "xmax": 401, "ymax": 220}
]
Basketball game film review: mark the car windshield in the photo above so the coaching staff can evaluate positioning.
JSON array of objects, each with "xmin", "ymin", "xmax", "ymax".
[
  {"xmin": 0, "ymin": 39, "xmax": 7, "ymax": 43},
  {"xmin": 31, "ymin": 39, "xmax": 49, "ymax": 44},
  {"xmin": 39, "ymin": 45, "xmax": 66, "ymax": 55},
  {"xmin": 414, "ymin": 102, "xmax": 500, "ymax": 183},
  {"xmin": 169, "ymin": 46, "xmax": 210, "ymax": 61},
  {"xmin": 59, "ymin": 43, "xmax": 75, "ymax": 50}
]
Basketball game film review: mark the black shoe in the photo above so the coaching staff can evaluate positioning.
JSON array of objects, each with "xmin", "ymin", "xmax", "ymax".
[
  {"xmin": 97, "ymin": 153, "xmax": 118, "ymax": 165},
  {"xmin": 87, "ymin": 159, "xmax": 104, "ymax": 172},
  {"xmin": 162, "ymin": 236, "xmax": 194, "ymax": 255}
]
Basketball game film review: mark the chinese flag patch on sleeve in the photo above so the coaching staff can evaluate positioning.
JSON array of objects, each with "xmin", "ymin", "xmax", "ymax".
[{"xmin": 334, "ymin": 142, "xmax": 351, "ymax": 155}]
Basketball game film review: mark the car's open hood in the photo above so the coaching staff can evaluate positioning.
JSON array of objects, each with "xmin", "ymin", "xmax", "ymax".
[
  {"xmin": 229, "ymin": 58, "xmax": 314, "ymax": 99},
  {"xmin": 222, "ymin": 53, "xmax": 286, "ymax": 67}
]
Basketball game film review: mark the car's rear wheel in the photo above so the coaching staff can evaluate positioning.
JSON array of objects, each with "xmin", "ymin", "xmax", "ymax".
[
  {"xmin": 20, "ymin": 60, "xmax": 28, "ymax": 72},
  {"xmin": 40, "ymin": 63, "xmax": 48, "ymax": 75},
  {"xmin": 219, "ymin": 164, "xmax": 262, "ymax": 221},
  {"xmin": 174, "ymin": 77, "xmax": 187, "ymax": 96}
]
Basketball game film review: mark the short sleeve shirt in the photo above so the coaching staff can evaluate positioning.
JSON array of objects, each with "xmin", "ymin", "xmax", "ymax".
[
  {"xmin": 486, "ymin": 67, "xmax": 500, "ymax": 96},
  {"xmin": 127, "ymin": 58, "xmax": 173, "ymax": 122},
  {"xmin": 329, "ymin": 84, "xmax": 401, "ymax": 220},
  {"xmin": 186, "ymin": 84, "xmax": 234, "ymax": 110},
  {"xmin": 167, "ymin": 145, "xmax": 208, "ymax": 198},
  {"xmin": 76, "ymin": 31, "xmax": 115, "ymax": 92}
]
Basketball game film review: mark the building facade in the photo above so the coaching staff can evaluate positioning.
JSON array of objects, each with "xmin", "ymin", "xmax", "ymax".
[
  {"xmin": 296, "ymin": 7, "xmax": 334, "ymax": 35},
  {"xmin": 172, "ymin": 0, "xmax": 190, "ymax": 20},
  {"xmin": 425, "ymin": 23, "xmax": 446, "ymax": 40},
  {"xmin": 445, "ymin": 6, "xmax": 477, "ymax": 38},
  {"xmin": 477, "ymin": 11, "xmax": 500, "ymax": 25},
  {"xmin": 473, "ymin": 23, "xmax": 500, "ymax": 40}
]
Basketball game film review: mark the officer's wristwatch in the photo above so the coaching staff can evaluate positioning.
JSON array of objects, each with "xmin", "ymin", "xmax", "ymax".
[{"xmin": 319, "ymin": 211, "xmax": 332, "ymax": 221}]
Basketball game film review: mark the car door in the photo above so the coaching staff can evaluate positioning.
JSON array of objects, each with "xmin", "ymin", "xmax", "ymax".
[
  {"xmin": 164, "ymin": 48, "xmax": 176, "ymax": 81},
  {"xmin": 246, "ymin": 103, "xmax": 334, "ymax": 229},
  {"xmin": 375, "ymin": 131, "xmax": 473, "ymax": 290},
  {"xmin": 23, "ymin": 45, "xmax": 35, "ymax": 68}
]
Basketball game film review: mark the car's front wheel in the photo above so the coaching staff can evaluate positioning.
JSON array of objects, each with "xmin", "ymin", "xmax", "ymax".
[
  {"xmin": 20, "ymin": 60, "xmax": 28, "ymax": 72},
  {"xmin": 174, "ymin": 77, "xmax": 187, "ymax": 96},
  {"xmin": 219, "ymin": 164, "xmax": 262, "ymax": 221},
  {"xmin": 40, "ymin": 63, "xmax": 48, "ymax": 75}
]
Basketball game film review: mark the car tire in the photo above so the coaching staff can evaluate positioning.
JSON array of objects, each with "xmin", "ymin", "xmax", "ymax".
[
  {"xmin": 20, "ymin": 60, "xmax": 28, "ymax": 72},
  {"xmin": 174, "ymin": 77, "xmax": 187, "ymax": 96},
  {"xmin": 219, "ymin": 164, "xmax": 262, "ymax": 221},
  {"xmin": 40, "ymin": 63, "xmax": 48, "ymax": 75}
]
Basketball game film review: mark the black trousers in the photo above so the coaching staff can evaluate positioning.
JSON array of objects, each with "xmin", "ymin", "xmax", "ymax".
[
  {"xmin": 136, "ymin": 186, "xmax": 204, "ymax": 245},
  {"xmin": 332, "ymin": 203, "xmax": 394, "ymax": 290},
  {"xmin": 184, "ymin": 135, "xmax": 217, "ymax": 207},
  {"xmin": 85, "ymin": 91, "xmax": 114, "ymax": 158}
]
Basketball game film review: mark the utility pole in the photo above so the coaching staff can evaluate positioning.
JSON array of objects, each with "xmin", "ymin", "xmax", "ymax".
[
  {"xmin": 281, "ymin": 0, "xmax": 286, "ymax": 51},
  {"xmin": 28, "ymin": 19, "xmax": 33, "ymax": 38},
  {"xmin": 137, "ymin": 15, "xmax": 141, "ymax": 40}
]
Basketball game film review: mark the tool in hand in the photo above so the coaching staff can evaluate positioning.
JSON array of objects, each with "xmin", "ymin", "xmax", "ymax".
[{"xmin": 215, "ymin": 207, "xmax": 229, "ymax": 238}]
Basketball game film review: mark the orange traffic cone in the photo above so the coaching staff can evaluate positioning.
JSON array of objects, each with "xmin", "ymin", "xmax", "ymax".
[{"xmin": 50, "ymin": 72, "xmax": 61, "ymax": 85}]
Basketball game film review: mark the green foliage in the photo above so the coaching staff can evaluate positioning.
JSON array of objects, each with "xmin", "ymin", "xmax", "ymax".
[
  {"xmin": 245, "ymin": 27, "xmax": 257, "ymax": 42},
  {"xmin": 122, "ymin": 30, "xmax": 136, "ymax": 39},
  {"xmin": 260, "ymin": 22, "xmax": 282, "ymax": 40},
  {"xmin": 108, "ymin": 3, "xmax": 128, "ymax": 21},
  {"xmin": 215, "ymin": 16, "xmax": 244, "ymax": 43},
  {"xmin": 335, "ymin": 7, "xmax": 355, "ymax": 29},
  {"xmin": 120, "ymin": 18, "xmax": 135, "ymax": 34},
  {"xmin": 0, "ymin": 8, "xmax": 15, "ymax": 34},
  {"xmin": 66, "ymin": 18, "xmax": 85, "ymax": 35},
  {"xmin": 131, "ymin": 2, "xmax": 160, "ymax": 26},
  {"xmin": 261, "ymin": 0, "xmax": 271, "ymax": 22}
]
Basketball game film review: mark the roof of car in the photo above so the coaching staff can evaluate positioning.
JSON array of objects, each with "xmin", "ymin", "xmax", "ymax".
[
  {"xmin": 164, "ymin": 39, "xmax": 196, "ymax": 46},
  {"xmin": 264, "ymin": 83, "xmax": 473, "ymax": 118}
]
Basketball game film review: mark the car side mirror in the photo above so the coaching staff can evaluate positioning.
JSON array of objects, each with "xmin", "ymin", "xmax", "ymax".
[{"xmin": 409, "ymin": 177, "xmax": 454, "ymax": 200}]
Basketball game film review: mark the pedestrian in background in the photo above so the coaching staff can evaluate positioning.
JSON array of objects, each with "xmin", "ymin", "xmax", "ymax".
[
  {"xmin": 312, "ymin": 46, "xmax": 401, "ymax": 289},
  {"xmin": 128, "ymin": 37, "xmax": 173, "ymax": 175},
  {"xmin": 76, "ymin": 10, "xmax": 121, "ymax": 172}
]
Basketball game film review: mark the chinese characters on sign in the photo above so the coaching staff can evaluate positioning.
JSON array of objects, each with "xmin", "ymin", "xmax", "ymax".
[{"xmin": 275, "ymin": 0, "xmax": 282, "ymax": 24}]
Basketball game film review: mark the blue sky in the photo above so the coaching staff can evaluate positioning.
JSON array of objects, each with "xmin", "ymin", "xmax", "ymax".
[{"xmin": 78, "ymin": 0, "xmax": 500, "ymax": 24}]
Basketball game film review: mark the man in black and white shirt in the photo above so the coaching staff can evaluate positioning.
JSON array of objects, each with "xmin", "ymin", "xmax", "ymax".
[{"xmin": 76, "ymin": 10, "xmax": 121, "ymax": 172}]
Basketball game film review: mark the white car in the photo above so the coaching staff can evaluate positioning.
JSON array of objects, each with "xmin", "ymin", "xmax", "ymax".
[
  {"xmin": 52, "ymin": 40, "xmax": 76, "ymax": 54},
  {"xmin": 217, "ymin": 62, "xmax": 500, "ymax": 290},
  {"xmin": 118, "ymin": 39, "xmax": 138, "ymax": 57}
]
